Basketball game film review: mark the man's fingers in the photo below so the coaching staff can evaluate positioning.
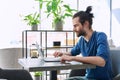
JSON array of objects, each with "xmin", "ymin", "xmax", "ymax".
[{"xmin": 53, "ymin": 51, "xmax": 59, "ymax": 57}]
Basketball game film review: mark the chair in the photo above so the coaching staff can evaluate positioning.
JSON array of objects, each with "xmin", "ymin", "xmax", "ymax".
[
  {"xmin": 110, "ymin": 49, "xmax": 120, "ymax": 80},
  {"xmin": 0, "ymin": 68, "xmax": 33, "ymax": 80},
  {"xmin": 69, "ymin": 69, "xmax": 86, "ymax": 77},
  {"xmin": 0, "ymin": 48, "xmax": 22, "ymax": 68}
]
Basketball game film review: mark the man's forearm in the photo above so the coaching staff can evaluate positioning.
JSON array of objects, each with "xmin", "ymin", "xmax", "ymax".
[
  {"xmin": 63, "ymin": 52, "xmax": 71, "ymax": 56},
  {"xmin": 73, "ymin": 56, "xmax": 105, "ymax": 67}
]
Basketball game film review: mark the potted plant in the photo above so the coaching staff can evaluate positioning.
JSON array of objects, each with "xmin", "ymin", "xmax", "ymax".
[
  {"xmin": 38, "ymin": 0, "xmax": 77, "ymax": 30},
  {"xmin": 34, "ymin": 71, "xmax": 42, "ymax": 80},
  {"xmin": 24, "ymin": 12, "xmax": 40, "ymax": 31}
]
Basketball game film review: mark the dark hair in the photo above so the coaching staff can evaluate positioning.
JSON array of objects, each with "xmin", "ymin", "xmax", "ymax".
[{"xmin": 73, "ymin": 6, "xmax": 94, "ymax": 28}]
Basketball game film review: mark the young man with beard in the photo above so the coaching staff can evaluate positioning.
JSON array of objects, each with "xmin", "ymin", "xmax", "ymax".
[{"xmin": 53, "ymin": 6, "xmax": 113, "ymax": 80}]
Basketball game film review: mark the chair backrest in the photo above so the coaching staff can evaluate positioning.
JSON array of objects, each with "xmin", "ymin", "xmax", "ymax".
[{"xmin": 110, "ymin": 49, "xmax": 120, "ymax": 77}]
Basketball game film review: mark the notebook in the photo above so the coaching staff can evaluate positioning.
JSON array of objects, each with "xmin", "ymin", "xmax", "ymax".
[{"xmin": 35, "ymin": 42, "xmax": 61, "ymax": 62}]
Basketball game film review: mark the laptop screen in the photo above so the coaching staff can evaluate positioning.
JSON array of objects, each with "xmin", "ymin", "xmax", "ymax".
[
  {"xmin": 35, "ymin": 42, "xmax": 61, "ymax": 62},
  {"xmin": 35, "ymin": 42, "xmax": 44, "ymax": 59}
]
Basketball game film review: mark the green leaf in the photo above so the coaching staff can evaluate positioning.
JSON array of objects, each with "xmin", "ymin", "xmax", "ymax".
[
  {"xmin": 47, "ymin": 5, "xmax": 52, "ymax": 13},
  {"xmin": 65, "ymin": 13, "xmax": 72, "ymax": 17},
  {"xmin": 34, "ymin": 71, "xmax": 42, "ymax": 77},
  {"xmin": 47, "ymin": 13, "xmax": 51, "ymax": 18},
  {"xmin": 23, "ymin": 12, "xmax": 40, "ymax": 26},
  {"xmin": 40, "ymin": 3, "xmax": 43, "ymax": 9},
  {"xmin": 63, "ymin": 5, "xmax": 70, "ymax": 10},
  {"xmin": 52, "ymin": 1, "xmax": 57, "ymax": 12}
]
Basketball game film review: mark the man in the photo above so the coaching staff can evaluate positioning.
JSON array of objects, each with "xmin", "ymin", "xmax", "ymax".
[{"xmin": 53, "ymin": 6, "xmax": 113, "ymax": 80}]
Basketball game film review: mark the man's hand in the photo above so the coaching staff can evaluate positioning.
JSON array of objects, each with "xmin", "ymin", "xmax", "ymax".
[
  {"xmin": 53, "ymin": 51, "xmax": 63, "ymax": 57},
  {"xmin": 61, "ymin": 55, "xmax": 74, "ymax": 63}
]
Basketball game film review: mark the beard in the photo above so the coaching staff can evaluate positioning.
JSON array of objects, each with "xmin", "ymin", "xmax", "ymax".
[{"xmin": 77, "ymin": 30, "xmax": 86, "ymax": 37}]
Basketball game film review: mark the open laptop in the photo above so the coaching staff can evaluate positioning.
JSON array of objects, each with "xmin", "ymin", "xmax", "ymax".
[{"xmin": 35, "ymin": 42, "xmax": 61, "ymax": 62}]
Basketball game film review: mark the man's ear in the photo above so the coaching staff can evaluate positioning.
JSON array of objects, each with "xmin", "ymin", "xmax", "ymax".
[
  {"xmin": 84, "ymin": 21, "xmax": 89, "ymax": 25},
  {"xmin": 83, "ymin": 21, "xmax": 89, "ymax": 28}
]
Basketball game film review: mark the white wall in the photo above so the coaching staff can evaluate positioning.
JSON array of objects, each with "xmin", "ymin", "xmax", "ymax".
[{"xmin": 0, "ymin": 0, "xmax": 39, "ymax": 48}]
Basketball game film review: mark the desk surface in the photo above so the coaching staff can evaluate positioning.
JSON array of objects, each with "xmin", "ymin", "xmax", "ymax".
[{"xmin": 18, "ymin": 58, "xmax": 96, "ymax": 72}]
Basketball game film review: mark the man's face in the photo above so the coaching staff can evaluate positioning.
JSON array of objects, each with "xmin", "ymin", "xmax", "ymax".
[{"xmin": 72, "ymin": 17, "xmax": 86, "ymax": 37}]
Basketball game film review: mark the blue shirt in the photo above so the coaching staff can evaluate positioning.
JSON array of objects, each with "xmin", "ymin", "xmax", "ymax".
[{"xmin": 71, "ymin": 31, "xmax": 113, "ymax": 80}]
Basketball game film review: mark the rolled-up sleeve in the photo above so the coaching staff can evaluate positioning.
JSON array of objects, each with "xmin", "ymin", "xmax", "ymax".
[{"xmin": 96, "ymin": 33, "xmax": 109, "ymax": 62}]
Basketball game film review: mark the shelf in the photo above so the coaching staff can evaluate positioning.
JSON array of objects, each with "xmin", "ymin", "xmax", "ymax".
[
  {"xmin": 23, "ymin": 30, "xmax": 74, "ymax": 32},
  {"xmin": 42, "ymin": 45, "xmax": 73, "ymax": 49},
  {"xmin": 22, "ymin": 30, "xmax": 76, "ymax": 80},
  {"xmin": 22, "ymin": 30, "xmax": 76, "ymax": 58}
]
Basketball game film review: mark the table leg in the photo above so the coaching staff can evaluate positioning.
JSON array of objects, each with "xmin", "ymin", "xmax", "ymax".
[{"xmin": 50, "ymin": 70, "xmax": 57, "ymax": 80}]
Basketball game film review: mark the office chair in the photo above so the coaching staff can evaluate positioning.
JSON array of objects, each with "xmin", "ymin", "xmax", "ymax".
[
  {"xmin": 0, "ymin": 68, "xmax": 33, "ymax": 80},
  {"xmin": 69, "ymin": 69, "xmax": 86, "ymax": 77},
  {"xmin": 110, "ymin": 49, "xmax": 120, "ymax": 80}
]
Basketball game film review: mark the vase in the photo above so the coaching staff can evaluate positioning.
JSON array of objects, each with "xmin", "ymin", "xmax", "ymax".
[
  {"xmin": 53, "ymin": 20, "xmax": 63, "ymax": 31},
  {"xmin": 32, "ymin": 24, "xmax": 38, "ymax": 31},
  {"xmin": 34, "ymin": 76, "xmax": 42, "ymax": 80}
]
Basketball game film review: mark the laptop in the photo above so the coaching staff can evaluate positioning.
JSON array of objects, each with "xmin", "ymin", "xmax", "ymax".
[{"xmin": 35, "ymin": 42, "xmax": 61, "ymax": 62}]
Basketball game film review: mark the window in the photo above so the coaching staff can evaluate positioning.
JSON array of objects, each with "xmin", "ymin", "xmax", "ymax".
[{"xmin": 112, "ymin": 0, "xmax": 120, "ymax": 47}]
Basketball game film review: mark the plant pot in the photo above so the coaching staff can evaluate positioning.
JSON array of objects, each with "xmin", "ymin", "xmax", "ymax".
[
  {"xmin": 34, "ymin": 76, "xmax": 42, "ymax": 80},
  {"xmin": 53, "ymin": 21, "xmax": 63, "ymax": 31},
  {"xmin": 32, "ymin": 24, "xmax": 38, "ymax": 31}
]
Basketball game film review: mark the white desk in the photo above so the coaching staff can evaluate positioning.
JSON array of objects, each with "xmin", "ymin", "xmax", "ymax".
[{"xmin": 18, "ymin": 58, "xmax": 96, "ymax": 80}]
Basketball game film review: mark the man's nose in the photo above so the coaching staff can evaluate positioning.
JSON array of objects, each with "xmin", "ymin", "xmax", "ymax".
[{"xmin": 73, "ymin": 28, "xmax": 76, "ymax": 32}]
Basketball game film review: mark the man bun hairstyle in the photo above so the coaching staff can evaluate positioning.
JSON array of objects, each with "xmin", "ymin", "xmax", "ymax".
[
  {"xmin": 85, "ymin": 6, "xmax": 94, "ymax": 19},
  {"xmin": 73, "ymin": 6, "xmax": 94, "ymax": 29},
  {"xmin": 85, "ymin": 6, "xmax": 92, "ymax": 13}
]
